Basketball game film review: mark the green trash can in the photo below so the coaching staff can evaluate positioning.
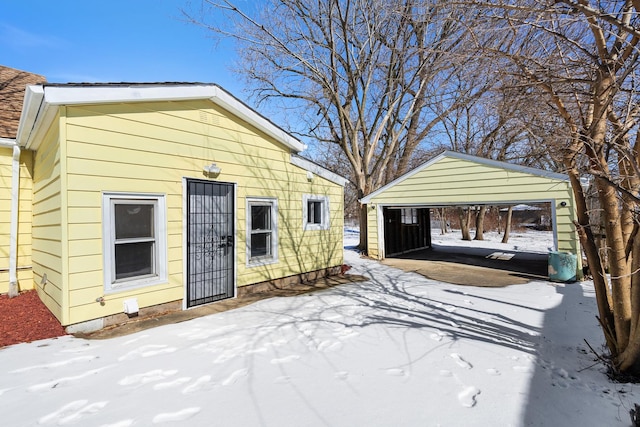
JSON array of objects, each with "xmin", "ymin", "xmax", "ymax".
[{"xmin": 548, "ymin": 251, "xmax": 577, "ymax": 282}]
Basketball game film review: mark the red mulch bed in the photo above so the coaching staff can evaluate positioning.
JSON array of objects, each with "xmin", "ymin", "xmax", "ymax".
[{"xmin": 0, "ymin": 290, "xmax": 66, "ymax": 348}]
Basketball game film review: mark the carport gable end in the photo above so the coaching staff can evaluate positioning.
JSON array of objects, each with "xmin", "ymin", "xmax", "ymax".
[{"xmin": 360, "ymin": 151, "xmax": 581, "ymax": 278}]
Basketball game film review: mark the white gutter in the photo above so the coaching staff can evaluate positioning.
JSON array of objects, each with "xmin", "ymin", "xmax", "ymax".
[{"xmin": 0, "ymin": 139, "xmax": 20, "ymax": 297}]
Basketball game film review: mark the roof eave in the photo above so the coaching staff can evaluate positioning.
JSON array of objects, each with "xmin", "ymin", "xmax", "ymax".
[
  {"xmin": 290, "ymin": 155, "xmax": 348, "ymax": 187},
  {"xmin": 209, "ymin": 86, "xmax": 305, "ymax": 153},
  {"xmin": 16, "ymin": 85, "xmax": 45, "ymax": 149}
]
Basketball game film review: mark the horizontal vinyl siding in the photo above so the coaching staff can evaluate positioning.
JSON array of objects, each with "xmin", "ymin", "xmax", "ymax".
[
  {"xmin": 374, "ymin": 165, "xmax": 570, "ymax": 205},
  {"xmin": 62, "ymin": 100, "xmax": 343, "ymax": 324},
  {"xmin": 0, "ymin": 148, "xmax": 34, "ymax": 293},
  {"xmin": 367, "ymin": 208, "xmax": 380, "ymax": 259},
  {"xmin": 31, "ymin": 116, "xmax": 65, "ymax": 322},
  {"xmin": 236, "ymin": 175, "xmax": 343, "ymax": 284}
]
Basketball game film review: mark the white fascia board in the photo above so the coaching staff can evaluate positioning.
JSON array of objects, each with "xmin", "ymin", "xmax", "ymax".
[
  {"xmin": 360, "ymin": 150, "xmax": 570, "ymax": 204},
  {"xmin": 290, "ymin": 155, "xmax": 348, "ymax": 186},
  {"xmin": 16, "ymin": 85, "xmax": 45, "ymax": 148},
  {"xmin": 443, "ymin": 150, "xmax": 569, "ymax": 181},
  {"xmin": 0, "ymin": 137, "xmax": 17, "ymax": 147},
  {"xmin": 209, "ymin": 86, "xmax": 306, "ymax": 153},
  {"xmin": 16, "ymin": 84, "xmax": 305, "ymax": 153},
  {"xmin": 42, "ymin": 84, "xmax": 219, "ymax": 105},
  {"xmin": 24, "ymin": 104, "xmax": 58, "ymax": 151}
]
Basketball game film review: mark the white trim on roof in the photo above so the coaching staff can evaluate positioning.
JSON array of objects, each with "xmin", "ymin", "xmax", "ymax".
[
  {"xmin": 16, "ymin": 84, "xmax": 305, "ymax": 153},
  {"xmin": 442, "ymin": 151, "xmax": 568, "ymax": 180},
  {"xmin": 0, "ymin": 137, "xmax": 17, "ymax": 147},
  {"xmin": 208, "ymin": 86, "xmax": 305, "ymax": 153},
  {"xmin": 360, "ymin": 151, "xmax": 569, "ymax": 203},
  {"xmin": 290, "ymin": 155, "xmax": 349, "ymax": 186}
]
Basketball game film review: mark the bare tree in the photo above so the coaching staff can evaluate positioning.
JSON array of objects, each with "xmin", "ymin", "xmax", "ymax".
[
  {"xmin": 474, "ymin": 0, "xmax": 640, "ymax": 376},
  {"xmin": 474, "ymin": 206, "xmax": 486, "ymax": 240},
  {"xmin": 185, "ymin": 0, "xmax": 486, "ymax": 249},
  {"xmin": 457, "ymin": 207, "xmax": 473, "ymax": 240},
  {"xmin": 438, "ymin": 66, "xmax": 563, "ymax": 241},
  {"xmin": 501, "ymin": 206, "xmax": 513, "ymax": 244}
]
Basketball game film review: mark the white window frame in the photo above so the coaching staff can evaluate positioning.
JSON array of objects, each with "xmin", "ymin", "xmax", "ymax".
[
  {"xmin": 246, "ymin": 197, "xmax": 278, "ymax": 267},
  {"xmin": 303, "ymin": 194, "xmax": 330, "ymax": 231},
  {"xmin": 102, "ymin": 192, "xmax": 167, "ymax": 292}
]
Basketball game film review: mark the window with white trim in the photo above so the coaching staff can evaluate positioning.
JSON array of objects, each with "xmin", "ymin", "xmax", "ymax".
[
  {"xmin": 246, "ymin": 198, "xmax": 278, "ymax": 266},
  {"xmin": 401, "ymin": 208, "xmax": 418, "ymax": 225},
  {"xmin": 303, "ymin": 194, "xmax": 330, "ymax": 230},
  {"xmin": 102, "ymin": 193, "xmax": 167, "ymax": 291}
]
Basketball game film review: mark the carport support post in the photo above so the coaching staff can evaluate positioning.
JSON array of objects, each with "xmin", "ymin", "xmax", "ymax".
[{"xmin": 552, "ymin": 198, "xmax": 583, "ymax": 280}]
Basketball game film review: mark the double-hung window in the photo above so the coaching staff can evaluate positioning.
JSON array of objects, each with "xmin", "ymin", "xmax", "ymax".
[
  {"xmin": 102, "ymin": 193, "xmax": 167, "ymax": 291},
  {"xmin": 246, "ymin": 198, "xmax": 278, "ymax": 266},
  {"xmin": 303, "ymin": 194, "xmax": 330, "ymax": 231}
]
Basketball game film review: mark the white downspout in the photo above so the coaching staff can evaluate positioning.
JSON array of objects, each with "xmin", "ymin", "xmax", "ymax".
[{"xmin": 8, "ymin": 144, "xmax": 20, "ymax": 297}]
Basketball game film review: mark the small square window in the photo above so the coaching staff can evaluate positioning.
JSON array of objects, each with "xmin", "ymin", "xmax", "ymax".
[
  {"xmin": 401, "ymin": 208, "xmax": 418, "ymax": 225},
  {"xmin": 247, "ymin": 198, "xmax": 278, "ymax": 266},
  {"xmin": 102, "ymin": 193, "xmax": 167, "ymax": 292},
  {"xmin": 303, "ymin": 194, "xmax": 330, "ymax": 230}
]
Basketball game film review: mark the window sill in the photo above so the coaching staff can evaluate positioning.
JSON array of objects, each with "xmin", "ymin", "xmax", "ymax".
[
  {"xmin": 104, "ymin": 275, "xmax": 167, "ymax": 294},
  {"xmin": 246, "ymin": 258, "xmax": 279, "ymax": 268},
  {"xmin": 303, "ymin": 223, "xmax": 329, "ymax": 231}
]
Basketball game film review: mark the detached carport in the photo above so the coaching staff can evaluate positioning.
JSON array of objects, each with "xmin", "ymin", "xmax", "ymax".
[{"xmin": 360, "ymin": 151, "xmax": 582, "ymax": 279}]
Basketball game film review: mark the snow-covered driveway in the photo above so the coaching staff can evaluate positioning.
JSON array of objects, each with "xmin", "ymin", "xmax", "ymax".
[{"xmin": 0, "ymin": 239, "xmax": 636, "ymax": 426}]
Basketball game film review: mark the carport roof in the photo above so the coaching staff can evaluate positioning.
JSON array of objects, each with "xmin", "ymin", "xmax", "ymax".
[{"xmin": 360, "ymin": 151, "xmax": 569, "ymax": 203}]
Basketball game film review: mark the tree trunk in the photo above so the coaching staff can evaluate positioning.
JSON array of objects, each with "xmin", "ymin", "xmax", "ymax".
[
  {"xmin": 437, "ymin": 208, "xmax": 447, "ymax": 235},
  {"xmin": 618, "ymin": 224, "xmax": 640, "ymax": 374},
  {"xmin": 358, "ymin": 203, "xmax": 368, "ymax": 252},
  {"xmin": 563, "ymin": 150, "xmax": 617, "ymax": 357},
  {"xmin": 501, "ymin": 206, "xmax": 512, "ymax": 244},
  {"xmin": 474, "ymin": 205, "xmax": 486, "ymax": 240},
  {"xmin": 458, "ymin": 207, "xmax": 472, "ymax": 240}
]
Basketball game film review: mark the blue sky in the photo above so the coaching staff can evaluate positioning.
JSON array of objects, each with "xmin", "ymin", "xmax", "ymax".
[{"xmin": 1, "ymin": 0, "xmax": 246, "ymax": 95}]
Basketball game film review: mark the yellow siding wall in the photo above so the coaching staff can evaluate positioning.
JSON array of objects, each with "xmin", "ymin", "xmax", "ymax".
[
  {"xmin": 367, "ymin": 156, "xmax": 579, "ymax": 261},
  {"xmin": 31, "ymin": 116, "xmax": 65, "ymax": 323},
  {"xmin": 367, "ymin": 207, "xmax": 380, "ymax": 259},
  {"xmin": 0, "ymin": 147, "xmax": 33, "ymax": 293},
  {"xmin": 59, "ymin": 100, "xmax": 343, "ymax": 325}
]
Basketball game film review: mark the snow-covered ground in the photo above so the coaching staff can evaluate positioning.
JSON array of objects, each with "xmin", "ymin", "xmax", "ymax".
[
  {"xmin": 0, "ymin": 229, "xmax": 637, "ymax": 426},
  {"xmin": 430, "ymin": 229, "xmax": 555, "ymax": 254}
]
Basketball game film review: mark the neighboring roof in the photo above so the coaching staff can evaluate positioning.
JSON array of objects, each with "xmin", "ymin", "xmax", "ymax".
[
  {"xmin": 0, "ymin": 66, "xmax": 46, "ymax": 139},
  {"xmin": 290, "ymin": 154, "xmax": 349, "ymax": 187},
  {"xmin": 360, "ymin": 150, "xmax": 569, "ymax": 203},
  {"xmin": 16, "ymin": 82, "xmax": 305, "ymax": 152}
]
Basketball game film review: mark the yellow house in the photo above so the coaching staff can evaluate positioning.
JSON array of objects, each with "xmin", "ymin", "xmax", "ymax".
[
  {"xmin": 4, "ymin": 83, "xmax": 346, "ymax": 332},
  {"xmin": 0, "ymin": 66, "xmax": 45, "ymax": 298},
  {"xmin": 360, "ymin": 151, "xmax": 582, "ymax": 277}
]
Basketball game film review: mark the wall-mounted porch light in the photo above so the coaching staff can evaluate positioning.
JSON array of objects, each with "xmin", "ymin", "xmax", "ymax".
[{"xmin": 203, "ymin": 163, "xmax": 221, "ymax": 178}]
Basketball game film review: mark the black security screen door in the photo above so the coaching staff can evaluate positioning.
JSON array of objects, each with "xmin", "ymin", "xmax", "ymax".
[{"xmin": 186, "ymin": 180, "xmax": 235, "ymax": 307}]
